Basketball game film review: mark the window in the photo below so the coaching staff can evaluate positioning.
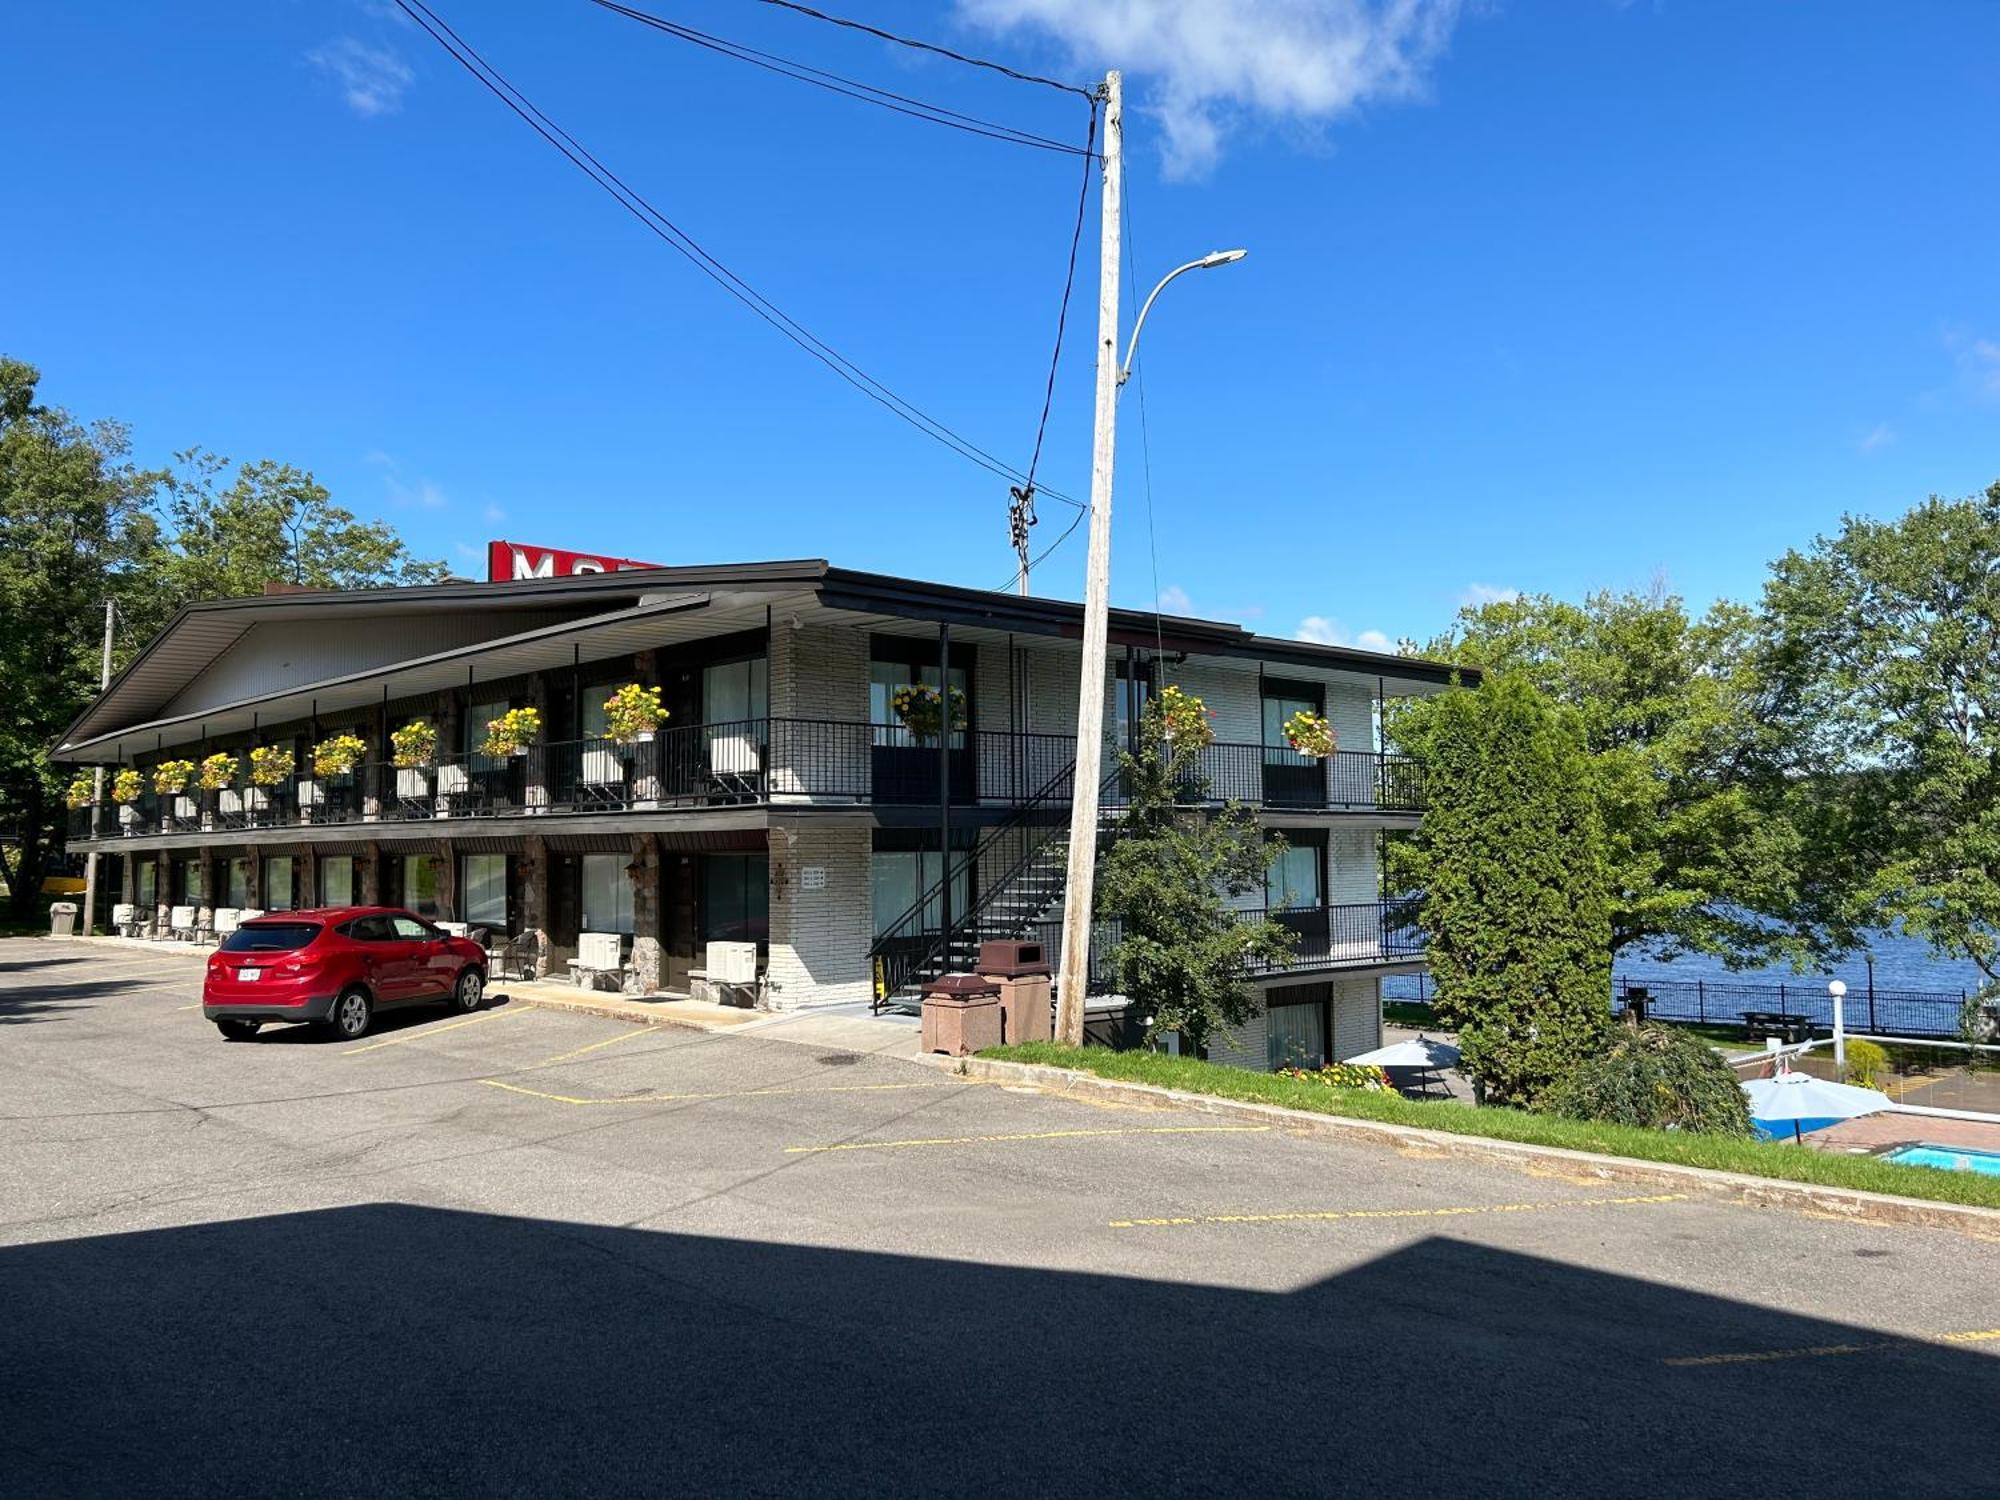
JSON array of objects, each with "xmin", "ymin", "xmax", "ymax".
[
  {"xmin": 1114, "ymin": 659, "xmax": 1156, "ymax": 747},
  {"xmin": 226, "ymin": 858, "xmax": 251, "ymax": 909},
  {"xmin": 869, "ymin": 649, "xmax": 969, "ymax": 747},
  {"xmin": 1266, "ymin": 840, "xmax": 1324, "ymax": 911},
  {"xmin": 1266, "ymin": 996, "xmax": 1328, "ymax": 1070},
  {"xmin": 136, "ymin": 859, "xmax": 157, "ymax": 909},
  {"xmin": 320, "ymin": 856, "xmax": 355, "ymax": 909},
  {"xmin": 703, "ymin": 657, "xmax": 767, "ymax": 728},
  {"xmin": 467, "ymin": 696, "xmax": 511, "ymax": 771},
  {"xmin": 400, "ymin": 855, "xmax": 439, "ymax": 918},
  {"xmin": 220, "ymin": 921, "xmax": 322, "ymax": 954},
  {"xmin": 462, "ymin": 854, "xmax": 509, "ymax": 929},
  {"xmin": 580, "ymin": 853, "xmax": 634, "ymax": 935},
  {"xmin": 703, "ymin": 854, "xmax": 769, "ymax": 947},
  {"xmin": 179, "ymin": 858, "xmax": 206, "ymax": 906},
  {"xmin": 871, "ymin": 849, "xmax": 970, "ymax": 938},
  {"xmin": 263, "ymin": 856, "xmax": 295, "ymax": 912},
  {"xmin": 390, "ymin": 915, "xmax": 433, "ymax": 940},
  {"xmin": 344, "ymin": 914, "xmax": 394, "ymax": 942},
  {"xmin": 1262, "ymin": 684, "xmax": 1324, "ymax": 755}
]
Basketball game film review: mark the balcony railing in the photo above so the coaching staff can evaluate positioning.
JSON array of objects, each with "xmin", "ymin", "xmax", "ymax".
[{"xmin": 63, "ymin": 725, "xmax": 1427, "ymax": 840}]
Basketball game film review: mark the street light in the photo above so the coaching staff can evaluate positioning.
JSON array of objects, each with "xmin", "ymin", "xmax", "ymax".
[
  {"xmin": 1828, "ymin": 980, "xmax": 1848, "ymax": 1073},
  {"xmin": 1118, "ymin": 249, "xmax": 1248, "ymax": 386}
]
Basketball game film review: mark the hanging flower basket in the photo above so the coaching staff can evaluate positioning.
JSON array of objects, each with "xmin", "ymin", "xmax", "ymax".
[
  {"xmin": 66, "ymin": 774, "xmax": 95, "ymax": 810},
  {"xmin": 110, "ymin": 769, "xmax": 144, "ymax": 805},
  {"xmin": 249, "ymin": 746, "xmax": 296, "ymax": 787},
  {"xmin": 1282, "ymin": 709, "xmax": 1336, "ymax": 759},
  {"xmin": 153, "ymin": 759, "xmax": 195, "ymax": 796},
  {"xmin": 603, "ymin": 683, "xmax": 665, "ymax": 745},
  {"xmin": 481, "ymin": 706, "xmax": 543, "ymax": 759},
  {"xmin": 890, "ymin": 683, "xmax": 968, "ymax": 741},
  {"xmin": 1156, "ymin": 685, "xmax": 1216, "ymax": 750},
  {"xmin": 198, "ymin": 752, "xmax": 239, "ymax": 791},
  {"xmin": 391, "ymin": 720, "xmax": 438, "ymax": 769},
  {"xmin": 312, "ymin": 733, "xmax": 367, "ymax": 779}
]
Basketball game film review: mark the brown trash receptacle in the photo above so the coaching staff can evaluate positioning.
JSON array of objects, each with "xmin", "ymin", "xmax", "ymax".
[
  {"xmin": 976, "ymin": 939, "xmax": 1049, "ymax": 979},
  {"xmin": 921, "ymin": 973, "xmax": 1004, "ymax": 1056},
  {"xmin": 984, "ymin": 973, "xmax": 1053, "ymax": 1044}
]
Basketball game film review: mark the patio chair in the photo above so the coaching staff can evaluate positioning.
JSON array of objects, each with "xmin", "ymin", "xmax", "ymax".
[
  {"xmin": 485, "ymin": 932, "xmax": 540, "ymax": 983},
  {"xmin": 706, "ymin": 732, "xmax": 763, "ymax": 802}
]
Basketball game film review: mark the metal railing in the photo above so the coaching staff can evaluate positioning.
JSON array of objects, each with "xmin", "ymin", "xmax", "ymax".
[
  {"xmin": 63, "ymin": 728, "xmax": 1427, "ymax": 839},
  {"xmin": 1243, "ymin": 902, "xmax": 1427, "ymax": 974}
]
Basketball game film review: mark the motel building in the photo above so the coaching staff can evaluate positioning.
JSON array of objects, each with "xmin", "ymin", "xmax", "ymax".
[{"xmin": 58, "ymin": 546, "xmax": 1463, "ymax": 1070}]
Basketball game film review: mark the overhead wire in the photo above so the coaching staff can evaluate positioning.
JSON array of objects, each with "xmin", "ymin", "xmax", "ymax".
[
  {"xmin": 734, "ymin": 0, "xmax": 1096, "ymax": 98},
  {"xmin": 584, "ymin": 0, "xmax": 1093, "ymax": 156},
  {"xmin": 395, "ymin": 0, "xmax": 1085, "ymax": 506},
  {"xmin": 1010, "ymin": 95, "xmax": 1099, "ymax": 583}
]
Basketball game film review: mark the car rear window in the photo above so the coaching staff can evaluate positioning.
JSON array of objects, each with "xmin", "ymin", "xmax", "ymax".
[{"xmin": 220, "ymin": 922, "xmax": 323, "ymax": 954}]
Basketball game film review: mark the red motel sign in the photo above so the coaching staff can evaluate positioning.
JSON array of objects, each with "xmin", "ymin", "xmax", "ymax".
[{"xmin": 487, "ymin": 540, "xmax": 663, "ymax": 582}]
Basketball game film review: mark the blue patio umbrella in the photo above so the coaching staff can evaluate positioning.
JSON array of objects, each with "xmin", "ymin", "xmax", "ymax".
[{"xmin": 1742, "ymin": 1070, "xmax": 1891, "ymax": 1143}]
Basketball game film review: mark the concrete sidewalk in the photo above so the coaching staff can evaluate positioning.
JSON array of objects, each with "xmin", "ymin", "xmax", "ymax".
[{"xmin": 490, "ymin": 979, "xmax": 925, "ymax": 1059}]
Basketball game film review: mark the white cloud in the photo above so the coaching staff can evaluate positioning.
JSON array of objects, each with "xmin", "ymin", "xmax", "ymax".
[
  {"xmin": 1295, "ymin": 615, "xmax": 1394, "ymax": 653},
  {"xmin": 453, "ymin": 542, "xmax": 481, "ymax": 562},
  {"xmin": 1857, "ymin": 422, "xmax": 1896, "ymax": 454},
  {"xmin": 958, "ymin": 0, "xmax": 1466, "ymax": 176},
  {"xmin": 1459, "ymin": 582, "xmax": 1519, "ymax": 608},
  {"xmin": 1156, "ymin": 584, "xmax": 1194, "ymax": 614},
  {"xmin": 367, "ymin": 451, "xmax": 449, "ymax": 510},
  {"xmin": 1944, "ymin": 329, "xmax": 2000, "ymax": 402},
  {"xmin": 482, "ymin": 503, "xmax": 508, "ymax": 524},
  {"xmin": 308, "ymin": 37, "xmax": 414, "ymax": 117}
]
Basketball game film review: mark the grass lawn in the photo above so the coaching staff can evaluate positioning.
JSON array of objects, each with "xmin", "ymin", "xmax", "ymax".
[{"xmin": 982, "ymin": 1042, "xmax": 2000, "ymax": 1213}]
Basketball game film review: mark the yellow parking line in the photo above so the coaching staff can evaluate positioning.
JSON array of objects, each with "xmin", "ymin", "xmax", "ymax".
[
  {"xmin": 1108, "ymin": 1191, "xmax": 1687, "ymax": 1230},
  {"xmin": 342, "ymin": 1005, "xmax": 535, "ymax": 1055},
  {"xmin": 784, "ymin": 1124, "xmax": 1272, "ymax": 1155},
  {"xmin": 1667, "ymin": 1327, "xmax": 2000, "ymax": 1368},
  {"xmin": 483, "ymin": 1078, "xmax": 961, "ymax": 1107},
  {"xmin": 524, "ymin": 1025, "xmax": 656, "ymax": 1070}
]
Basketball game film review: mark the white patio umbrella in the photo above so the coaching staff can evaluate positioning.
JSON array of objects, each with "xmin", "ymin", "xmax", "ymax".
[
  {"xmin": 1742, "ymin": 1069, "xmax": 1891, "ymax": 1143},
  {"xmin": 1345, "ymin": 1037, "xmax": 1463, "ymax": 1070}
]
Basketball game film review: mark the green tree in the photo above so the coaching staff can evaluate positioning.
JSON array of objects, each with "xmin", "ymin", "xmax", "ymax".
[
  {"xmin": 1396, "ymin": 586, "xmax": 1811, "ymax": 966},
  {"xmin": 0, "ymin": 359, "xmax": 162, "ymax": 919},
  {"xmin": 1396, "ymin": 674, "xmax": 1611, "ymax": 1105},
  {"xmin": 1758, "ymin": 481, "xmax": 2000, "ymax": 988},
  {"xmin": 152, "ymin": 448, "xmax": 448, "ymax": 612},
  {"xmin": 1095, "ymin": 695, "xmax": 1294, "ymax": 1058}
]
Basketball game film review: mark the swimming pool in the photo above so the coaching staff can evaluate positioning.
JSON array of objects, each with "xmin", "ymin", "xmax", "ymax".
[{"xmin": 1881, "ymin": 1143, "xmax": 2000, "ymax": 1176}]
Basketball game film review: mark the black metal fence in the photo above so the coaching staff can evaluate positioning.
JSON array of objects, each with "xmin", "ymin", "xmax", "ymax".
[
  {"xmin": 1383, "ymin": 971, "xmax": 1981, "ymax": 1039},
  {"xmin": 1102, "ymin": 745, "xmax": 1424, "ymax": 814}
]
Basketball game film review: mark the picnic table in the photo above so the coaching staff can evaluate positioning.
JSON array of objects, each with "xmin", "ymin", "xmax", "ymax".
[{"xmin": 1740, "ymin": 1010, "xmax": 1818, "ymax": 1045}]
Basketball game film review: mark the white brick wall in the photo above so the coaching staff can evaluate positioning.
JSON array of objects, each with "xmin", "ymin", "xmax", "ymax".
[
  {"xmin": 1204, "ymin": 1011, "xmax": 1269, "ymax": 1072},
  {"xmin": 765, "ymin": 818, "xmax": 873, "ymax": 1009},
  {"xmin": 1332, "ymin": 976, "xmax": 1382, "ymax": 1061},
  {"xmin": 771, "ymin": 622, "xmax": 868, "ymax": 721}
]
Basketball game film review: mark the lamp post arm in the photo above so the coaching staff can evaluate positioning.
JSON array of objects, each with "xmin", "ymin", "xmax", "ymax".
[{"xmin": 1118, "ymin": 258, "xmax": 1211, "ymax": 387}]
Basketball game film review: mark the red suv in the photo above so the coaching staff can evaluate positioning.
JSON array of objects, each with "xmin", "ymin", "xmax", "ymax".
[{"xmin": 203, "ymin": 906, "xmax": 489, "ymax": 1043}]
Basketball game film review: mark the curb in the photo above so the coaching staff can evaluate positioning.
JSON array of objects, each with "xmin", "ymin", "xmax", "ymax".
[{"xmin": 931, "ymin": 1054, "xmax": 2000, "ymax": 1238}]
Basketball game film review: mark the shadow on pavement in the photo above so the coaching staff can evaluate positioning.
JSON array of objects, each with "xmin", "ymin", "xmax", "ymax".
[
  {"xmin": 3, "ymin": 1204, "xmax": 1992, "ymax": 1496},
  {"xmin": 0, "ymin": 977, "xmax": 175, "ymax": 1024}
]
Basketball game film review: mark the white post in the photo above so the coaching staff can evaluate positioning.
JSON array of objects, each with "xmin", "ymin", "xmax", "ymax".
[
  {"xmin": 1829, "ymin": 979, "xmax": 1847, "ymax": 1075},
  {"xmin": 1054, "ymin": 70, "xmax": 1122, "ymax": 1047},
  {"xmin": 80, "ymin": 599, "xmax": 115, "ymax": 936}
]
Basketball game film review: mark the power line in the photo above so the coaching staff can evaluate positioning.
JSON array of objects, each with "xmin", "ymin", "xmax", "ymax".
[
  {"xmin": 585, "ymin": 0, "xmax": 1092, "ymax": 156},
  {"xmin": 396, "ymin": 0, "xmax": 1084, "ymax": 505},
  {"xmin": 735, "ymin": 0, "xmax": 1095, "ymax": 98},
  {"xmin": 1010, "ymin": 96, "xmax": 1099, "ymax": 585}
]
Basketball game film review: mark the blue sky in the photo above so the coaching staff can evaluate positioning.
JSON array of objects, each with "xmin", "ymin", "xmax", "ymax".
[{"xmin": 8, "ymin": 2, "xmax": 1998, "ymax": 648}]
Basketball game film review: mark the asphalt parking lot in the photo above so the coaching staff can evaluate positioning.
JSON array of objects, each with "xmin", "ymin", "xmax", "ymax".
[{"xmin": 4, "ymin": 937, "xmax": 1998, "ymax": 1498}]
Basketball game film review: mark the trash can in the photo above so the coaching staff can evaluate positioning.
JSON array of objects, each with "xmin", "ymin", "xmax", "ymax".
[
  {"xmin": 920, "ymin": 973, "xmax": 1003, "ymax": 1056},
  {"xmin": 978, "ymin": 940, "xmax": 1053, "ymax": 1045},
  {"xmin": 49, "ymin": 901, "xmax": 79, "ymax": 939}
]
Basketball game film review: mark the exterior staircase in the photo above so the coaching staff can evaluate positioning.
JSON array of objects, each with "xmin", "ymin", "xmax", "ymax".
[{"xmin": 869, "ymin": 762, "xmax": 1124, "ymax": 1010}]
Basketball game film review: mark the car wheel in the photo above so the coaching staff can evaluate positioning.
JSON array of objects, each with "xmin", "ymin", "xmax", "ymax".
[
  {"xmin": 323, "ymin": 988, "xmax": 373, "ymax": 1042},
  {"xmin": 448, "ymin": 967, "xmax": 485, "ymax": 1015},
  {"xmin": 216, "ymin": 1019, "xmax": 260, "ymax": 1042}
]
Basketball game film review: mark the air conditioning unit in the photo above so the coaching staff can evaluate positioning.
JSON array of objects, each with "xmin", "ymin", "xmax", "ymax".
[
  {"xmin": 578, "ymin": 931, "xmax": 624, "ymax": 970},
  {"xmin": 112, "ymin": 903, "xmax": 136, "ymax": 927},
  {"xmin": 706, "ymin": 940, "xmax": 758, "ymax": 985},
  {"xmin": 170, "ymin": 905, "xmax": 196, "ymax": 932}
]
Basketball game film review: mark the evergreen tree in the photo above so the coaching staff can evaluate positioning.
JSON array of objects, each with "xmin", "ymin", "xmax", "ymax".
[{"xmin": 1397, "ymin": 674, "xmax": 1612, "ymax": 1104}]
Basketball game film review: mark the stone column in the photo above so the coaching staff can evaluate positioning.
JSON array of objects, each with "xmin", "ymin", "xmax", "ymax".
[
  {"xmin": 520, "ymin": 834, "xmax": 552, "ymax": 976},
  {"xmin": 430, "ymin": 838, "xmax": 456, "ymax": 921},
  {"xmin": 119, "ymin": 855, "xmax": 136, "ymax": 906},
  {"xmin": 241, "ymin": 850, "xmax": 261, "ymax": 911},
  {"xmin": 195, "ymin": 849, "xmax": 217, "ymax": 931},
  {"xmin": 297, "ymin": 846, "xmax": 317, "ymax": 908},
  {"xmin": 625, "ymin": 833, "xmax": 662, "ymax": 994},
  {"xmin": 359, "ymin": 841, "xmax": 381, "ymax": 904}
]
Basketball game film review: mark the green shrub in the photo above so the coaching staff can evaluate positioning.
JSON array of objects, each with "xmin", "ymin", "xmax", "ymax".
[
  {"xmin": 1844, "ymin": 1039, "xmax": 1889, "ymax": 1089},
  {"xmin": 1541, "ymin": 1023, "xmax": 1752, "ymax": 1137}
]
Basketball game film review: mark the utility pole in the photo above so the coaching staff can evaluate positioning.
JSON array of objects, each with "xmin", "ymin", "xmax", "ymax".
[
  {"xmin": 79, "ymin": 599, "xmax": 115, "ymax": 936},
  {"xmin": 1054, "ymin": 70, "xmax": 1121, "ymax": 1045}
]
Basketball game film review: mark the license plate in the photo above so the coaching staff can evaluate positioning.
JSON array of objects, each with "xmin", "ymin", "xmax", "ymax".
[{"xmin": 239, "ymin": 968, "xmax": 262, "ymax": 982}]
